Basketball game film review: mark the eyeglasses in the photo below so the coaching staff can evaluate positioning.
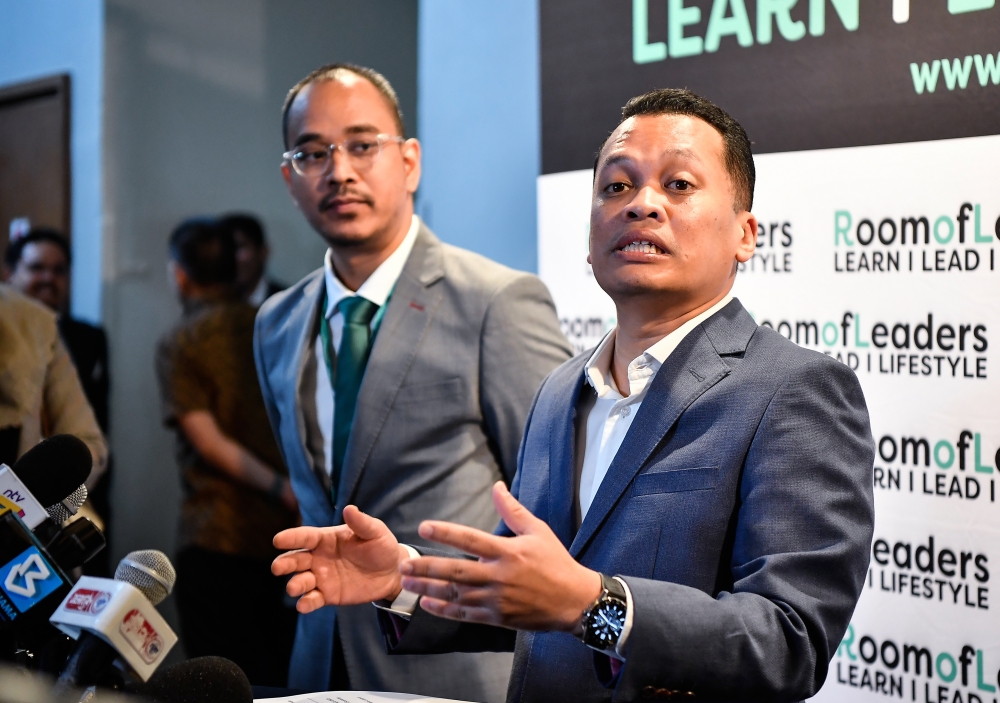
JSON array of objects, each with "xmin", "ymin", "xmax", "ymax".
[{"xmin": 282, "ymin": 134, "xmax": 405, "ymax": 177}]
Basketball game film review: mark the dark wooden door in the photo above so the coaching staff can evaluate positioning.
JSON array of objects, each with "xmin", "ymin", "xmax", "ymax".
[{"xmin": 0, "ymin": 74, "xmax": 71, "ymax": 265}]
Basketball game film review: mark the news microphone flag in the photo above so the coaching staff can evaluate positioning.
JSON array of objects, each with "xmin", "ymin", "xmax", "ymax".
[
  {"xmin": 0, "ymin": 511, "xmax": 72, "ymax": 642},
  {"xmin": 50, "ymin": 575, "xmax": 177, "ymax": 682},
  {"xmin": 0, "ymin": 464, "xmax": 49, "ymax": 529}
]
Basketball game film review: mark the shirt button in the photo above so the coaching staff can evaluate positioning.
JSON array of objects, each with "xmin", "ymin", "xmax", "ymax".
[{"xmin": 621, "ymin": 407, "xmax": 631, "ymax": 417}]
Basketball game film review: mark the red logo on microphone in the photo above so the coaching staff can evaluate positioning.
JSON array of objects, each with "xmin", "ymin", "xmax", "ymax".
[
  {"xmin": 120, "ymin": 608, "xmax": 164, "ymax": 664},
  {"xmin": 64, "ymin": 588, "xmax": 111, "ymax": 614}
]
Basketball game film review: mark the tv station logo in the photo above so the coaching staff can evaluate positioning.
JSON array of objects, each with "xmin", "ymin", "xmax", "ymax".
[
  {"xmin": 120, "ymin": 608, "xmax": 165, "ymax": 665},
  {"xmin": 0, "ymin": 547, "xmax": 63, "ymax": 615},
  {"xmin": 64, "ymin": 588, "xmax": 111, "ymax": 615},
  {"xmin": 832, "ymin": 203, "xmax": 997, "ymax": 275}
]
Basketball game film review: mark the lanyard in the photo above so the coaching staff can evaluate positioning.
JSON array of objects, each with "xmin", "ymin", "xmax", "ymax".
[{"xmin": 318, "ymin": 288, "xmax": 391, "ymax": 386}]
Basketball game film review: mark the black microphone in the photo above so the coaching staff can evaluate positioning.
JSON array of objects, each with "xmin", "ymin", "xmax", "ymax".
[
  {"xmin": 11, "ymin": 435, "xmax": 94, "ymax": 546},
  {"xmin": 11, "ymin": 435, "xmax": 92, "ymax": 508},
  {"xmin": 51, "ymin": 551, "xmax": 178, "ymax": 692},
  {"xmin": 45, "ymin": 518, "xmax": 106, "ymax": 572},
  {"xmin": 125, "ymin": 656, "xmax": 253, "ymax": 703}
]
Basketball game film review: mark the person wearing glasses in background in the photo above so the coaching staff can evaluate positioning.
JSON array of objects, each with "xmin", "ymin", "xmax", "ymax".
[{"xmin": 253, "ymin": 64, "xmax": 571, "ymax": 700}]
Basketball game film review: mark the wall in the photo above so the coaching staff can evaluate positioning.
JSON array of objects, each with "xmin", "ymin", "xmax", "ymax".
[
  {"xmin": 101, "ymin": 0, "xmax": 418, "ymax": 616},
  {"xmin": 417, "ymin": 0, "xmax": 540, "ymax": 273},
  {"xmin": 0, "ymin": 0, "xmax": 104, "ymax": 323}
]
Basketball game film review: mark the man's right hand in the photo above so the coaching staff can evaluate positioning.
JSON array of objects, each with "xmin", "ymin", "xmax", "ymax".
[{"xmin": 272, "ymin": 505, "xmax": 407, "ymax": 613}]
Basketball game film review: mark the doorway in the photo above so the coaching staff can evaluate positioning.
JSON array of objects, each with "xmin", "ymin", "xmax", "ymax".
[{"xmin": 0, "ymin": 74, "xmax": 71, "ymax": 267}]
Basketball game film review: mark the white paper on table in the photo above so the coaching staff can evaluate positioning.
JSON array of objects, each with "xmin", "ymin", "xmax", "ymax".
[{"xmin": 254, "ymin": 692, "xmax": 474, "ymax": 703}]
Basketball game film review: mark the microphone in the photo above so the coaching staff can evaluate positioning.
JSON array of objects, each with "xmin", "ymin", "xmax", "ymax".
[
  {"xmin": 11, "ymin": 435, "xmax": 92, "ymax": 509},
  {"xmin": 10, "ymin": 435, "xmax": 93, "ymax": 545},
  {"xmin": 50, "ymin": 551, "xmax": 178, "ymax": 689},
  {"xmin": 45, "ymin": 518, "xmax": 106, "ymax": 572},
  {"xmin": 125, "ymin": 656, "xmax": 253, "ymax": 703}
]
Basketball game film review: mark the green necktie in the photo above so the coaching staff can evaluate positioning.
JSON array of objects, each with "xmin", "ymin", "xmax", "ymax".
[{"xmin": 331, "ymin": 296, "xmax": 380, "ymax": 503}]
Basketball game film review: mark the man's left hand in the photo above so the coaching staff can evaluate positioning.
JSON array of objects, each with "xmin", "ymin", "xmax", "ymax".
[{"xmin": 399, "ymin": 481, "xmax": 603, "ymax": 633}]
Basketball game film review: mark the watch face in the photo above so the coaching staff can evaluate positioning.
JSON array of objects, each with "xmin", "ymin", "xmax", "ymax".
[{"xmin": 588, "ymin": 600, "xmax": 626, "ymax": 647}]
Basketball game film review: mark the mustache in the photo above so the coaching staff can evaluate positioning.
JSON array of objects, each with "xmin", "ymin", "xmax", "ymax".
[{"xmin": 320, "ymin": 187, "xmax": 375, "ymax": 211}]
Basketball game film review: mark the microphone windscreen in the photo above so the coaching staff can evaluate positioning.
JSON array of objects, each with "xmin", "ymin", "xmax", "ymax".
[
  {"xmin": 11, "ymin": 435, "xmax": 92, "ymax": 506},
  {"xmin": 115, "ymin": 550, "xmax": 176, "ymax": 606},
  {"xmin": 127, "ymin": 656, "xmax": 252, "ymax": 703},
  {"xmin": 46, "ymin": 484, "xmax": 88, "ymax": 524}
]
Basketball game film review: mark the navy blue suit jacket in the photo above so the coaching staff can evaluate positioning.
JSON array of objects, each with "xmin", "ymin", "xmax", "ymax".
[{"xmin": 384, "ymin": 299, "xmax": 875, "ymax": 703}]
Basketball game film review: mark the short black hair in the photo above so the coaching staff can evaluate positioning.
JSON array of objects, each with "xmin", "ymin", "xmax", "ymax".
[
  {"xmin": 168, "ymin": 218, "xmax": 237, "ymax": 286},
  {"xmin": 596, "ymin": 88, "xmax": 755, "ymax": 212},
  {"xmin": 218, "ymin": 213, "xmax": 266, "ymax": 249},
  {"xmin": 5, "ymin": 228, "xmax": 71, "ymax": 269},
  {"xmin": 282, "ymin": 63, "xmax": 405, "ymax": 148}
]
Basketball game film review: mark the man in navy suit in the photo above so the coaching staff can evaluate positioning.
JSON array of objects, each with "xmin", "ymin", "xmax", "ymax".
[{"xmin": 272, "ymin": 89, "xmax": 875, "ymax": 702}]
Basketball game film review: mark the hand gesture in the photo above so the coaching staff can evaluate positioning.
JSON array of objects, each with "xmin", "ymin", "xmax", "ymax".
[
  {"xmin": 398, "ymin": 482, "xmax": 602, "ymax": 633},
  {"xmin": 272, "ymin": 506, "xmax": 408, "ymax": 613}
]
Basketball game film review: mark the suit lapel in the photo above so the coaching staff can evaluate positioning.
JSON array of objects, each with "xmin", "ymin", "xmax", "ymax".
[
  {"xmin": 546, "ymin": 361, "xmax": 588, "ymax": 549},
  {"xmin": 334, "ymin": 226, "xmax": 445, "ymax": 516},
  {"xmin": 289, "ymin": 273, "xmax": 334, "ymax": 519},
  {"xmin": 568, "ymin": 301, "xmax": 756, "ymax": 558}
]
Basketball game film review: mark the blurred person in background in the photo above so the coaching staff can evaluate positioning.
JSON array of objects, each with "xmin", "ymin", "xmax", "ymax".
[
  {"xmin": 155, "ymin": 218, "xmax": 298, "ymax": 686},
  {"xmin": 3, "ymin": 228, "xmax": 111, "ymax": 574},
  {"xmin": 218, "ymin": 213, "xmax": 285, "ymax": 307},
  {"xmin": 0, "ymin": 282, "xmax": 107, "ymax": 484},
  {"xmin": 254, "ymin": 63, "xmax": 571, "ymax": 699},
  {"xmin": 3, "ymin": 228, "xmax": 110, "ymax": 433}
]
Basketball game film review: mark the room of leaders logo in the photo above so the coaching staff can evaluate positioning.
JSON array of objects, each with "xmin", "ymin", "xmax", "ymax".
[
  {"xmin": 832, "ymin": 203, "xmax": 998, "ymax": 274},
  {"xmin": 833, "ymin": 624, "xmax": 1000, "ymax": 703},
  {"xmin": 738, "ymin": 219, "xmax": 794, "ymax": 274},
  {"xmin": 0, "ymin": 546, "xmax": 63, "ymax": 614},
  {"xmin": 866, "ymin": 533, "xmax": 990, "ymax": 611},
  {"xmin": 751, "ymin": 311, "xmax": 988, "ymax": 379},
  {"xmin": 873, "ymin": 430, "xmax": 1000, "ymax": 505}
]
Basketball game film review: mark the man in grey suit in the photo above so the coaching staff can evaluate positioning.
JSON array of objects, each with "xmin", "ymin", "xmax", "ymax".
[
  {"xmin": 273, "ymin": 89, "xmax": 876, "ymax": 702},
  {"xmin": 254, "ymin": 63, "xmax": 571, "ymax": 699}
]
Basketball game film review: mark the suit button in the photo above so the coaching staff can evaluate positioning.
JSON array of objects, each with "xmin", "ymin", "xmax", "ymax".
[{"xmin": 641, "ymin": 686, "xmax": 657, "ymax": 699}]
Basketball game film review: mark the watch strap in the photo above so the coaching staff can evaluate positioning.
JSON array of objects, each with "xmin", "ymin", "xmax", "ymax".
[{"xmin": 601, "ymin": 573, "xmax": 627, "ymax": 602}]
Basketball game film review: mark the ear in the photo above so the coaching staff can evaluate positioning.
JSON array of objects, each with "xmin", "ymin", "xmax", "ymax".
[
  {"xmin": 402, "ymin": 138, "xmax": 422, "ymax": 195},
  {"xmin": 734, "ymin": 211, "xmax": 757, "ymax": 264},
  {"xmin": 168, "ymin": 261, "xmax": 193, "ymax": 296}
]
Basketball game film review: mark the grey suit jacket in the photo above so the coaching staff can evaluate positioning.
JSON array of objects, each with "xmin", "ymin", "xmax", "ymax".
[
  {"xmin": 383, "ymin": 299, "xmax": 876, "ymax": 703},
  {"xmin": 254, "ymin": 223, "xmax": 572, "ymax": 699}
]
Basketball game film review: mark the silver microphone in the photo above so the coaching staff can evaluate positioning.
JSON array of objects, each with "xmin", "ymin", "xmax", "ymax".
[{"xmin": 114, "ymin": 549, "xmax": 177, "ymax": 606}]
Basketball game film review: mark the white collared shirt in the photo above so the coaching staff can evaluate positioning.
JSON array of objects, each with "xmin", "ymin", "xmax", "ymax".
[
  {"xmin": 580, "ymin": 294, "xmax": 732, "ymax": 660},
  {"xmin": 579, "ymin": 294, "xmax": 733, "ymax": 521},
  {"xmin": 313, "ymin": 214, "xmax": 420, "ymax": 477}
]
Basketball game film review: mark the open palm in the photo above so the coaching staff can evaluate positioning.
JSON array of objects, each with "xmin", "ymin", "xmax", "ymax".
[{"xmin": 272, "ymin": 506, "xmax": 405, "ymax": 613}]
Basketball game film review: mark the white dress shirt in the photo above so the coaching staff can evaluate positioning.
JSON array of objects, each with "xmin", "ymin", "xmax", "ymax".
[
  {"xmin": 314, "ymin": 214, "xmax": 420, "ymax": 478},
  {"xmin": 579, "ymin": 294, "xmax": 732, "ymax": 658}
]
